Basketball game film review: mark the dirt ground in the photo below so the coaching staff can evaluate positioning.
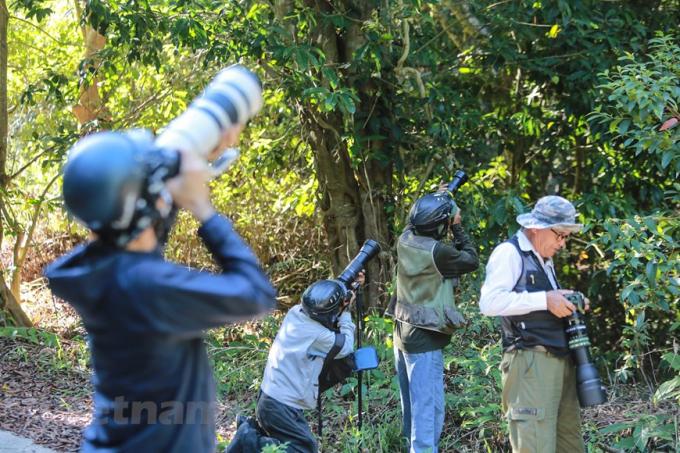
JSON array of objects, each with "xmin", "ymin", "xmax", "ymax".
[{"xmin": 0, "ymin": 336, "xmax": 90, "ymax": 452}]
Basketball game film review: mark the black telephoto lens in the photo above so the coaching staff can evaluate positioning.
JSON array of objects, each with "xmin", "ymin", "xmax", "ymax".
[
  {"xmin": 565, "ymin": 292, "xmax": 607, "ymax": 407},
  {"xmin": 336, "ymin": 239, "xmax": 381, "ymax": 287},
  {"xmin": 446, "ymin": 170, "xmax": 469, "ymax": 194}
]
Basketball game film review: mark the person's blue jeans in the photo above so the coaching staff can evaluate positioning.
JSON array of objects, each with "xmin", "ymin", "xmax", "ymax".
[{"xmin": 394, "ymin": 345, "xmax": 445, "ymax": 453}]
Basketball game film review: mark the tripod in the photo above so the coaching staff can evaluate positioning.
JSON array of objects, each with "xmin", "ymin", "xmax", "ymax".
[{"xmin": 355, "ymin": 289, "xmax": 367, "ymax": 430}]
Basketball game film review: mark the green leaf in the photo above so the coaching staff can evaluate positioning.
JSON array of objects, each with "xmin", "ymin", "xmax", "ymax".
[
  {"xmin": 599, "ymin": 421, "xmax": 634, "ymax": 434},
  {"xmin": 613, "ymin": 436, "xmax": 636, "ymax": 450},
  {"xmin": 322, "ymin": 93, "xmax": 337, "ymax": 111},
  {"xmin": 645, "ymin": 261, "xmax": 657, "ymax": 287},
  {"xmin": 642, "ymin": 217, "xmax": 657, "ymax": 231},
  {"xmin": 339, "ymin": 95, "xmax": 356, "ymax": 115},
  {"xmin": 661, "ymin": 151, "xmax": 673, "ymax": 168},
  {"xmin": 662, "ymin": 352, "xmax": 680, "ymax": 371},
  {"xmin": 621, "ymin": 284, "xmax": 636, "ymax": 301},
  {"xmin": 618, "ymin": 119, "xmax": 631, "ymax": 135}
]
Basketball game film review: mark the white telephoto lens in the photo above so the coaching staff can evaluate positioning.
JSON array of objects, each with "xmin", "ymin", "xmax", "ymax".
[
  {"xmin": 155, "ymin": 109, "xmax": 222, "ymax": 157},
  {"xmin": 155, "ymin": 65, "xmax": 263, "ymax": 159},
  {"xmin": 213, "ymin": 66, "xmax": 263, "ymax": 117}
]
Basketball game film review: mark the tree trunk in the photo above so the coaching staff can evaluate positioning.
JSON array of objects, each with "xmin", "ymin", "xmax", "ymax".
[
  {"xmin": 0, "ymin": 0, "xmax": 7, "ymax": 244},
  {"xmin": 1, "ymin": 274, "xmax": 32, "ymax": 327},
  {"xmin": 298, "ymin": 0, "xmax": 393, "ymax": 306},
  {"xmin": 357, "ymin": 144, "xmax": 394, "ymax": 303},
  {"xmin": 10, "ymin": 173, "xmax": 60, "ymax": 301},
  {"xmin": 0, "ymin": 0, "xmax": 32, "ymax": 326},
  {"xmin": 303, "ymin": 110, "xmax": 362, "ymax": 268}
]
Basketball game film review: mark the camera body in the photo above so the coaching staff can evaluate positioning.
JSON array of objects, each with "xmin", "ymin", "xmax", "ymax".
[{"xmin": 564, "ymin": 292, "xmax": 607, "ymax": 407}]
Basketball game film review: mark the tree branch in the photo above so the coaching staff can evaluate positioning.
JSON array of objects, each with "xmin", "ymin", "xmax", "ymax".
[
  {"xmin": 11, "ymin": 172, "xmax": 60, "ymax": 301},
  {"xmin": 8, "ymin": 144, "xmax": 59, "ymax": 181},
  {"xmin": 9, "ymin": 14, "xmax": 66, "ymax": 45}
]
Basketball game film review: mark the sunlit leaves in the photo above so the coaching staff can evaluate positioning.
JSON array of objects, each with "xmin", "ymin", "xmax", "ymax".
[
  {"xmin": 593, "ymin": 213, "xmax": 679, "ymax": 353},
  {"xmin": 590, "ymin": 34, "xmax": 680, "ymax": 176},
  {"xmin": 547, "ymin": 24, "xmax": 560, "ymax": 39}
]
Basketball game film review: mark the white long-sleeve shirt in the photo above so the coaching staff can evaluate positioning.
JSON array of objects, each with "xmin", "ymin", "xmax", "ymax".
[
  {"xmin": 479, "ymin": 230, "xmax": 558, "ymax": 317},
  {"xmin": 261, "ymin": 305, "xmax": 355, "ymax": 410}
]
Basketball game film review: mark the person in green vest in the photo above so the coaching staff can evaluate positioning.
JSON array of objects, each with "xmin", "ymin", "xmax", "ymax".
[{"xmin": 386, "ymin": 190, "xmax": 479, "ymax": 453}]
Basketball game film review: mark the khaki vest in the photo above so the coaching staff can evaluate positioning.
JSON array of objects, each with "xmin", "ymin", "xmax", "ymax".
[{"xmin": 387, "ymin": 229, "xmax": 465, "ymax": 334}]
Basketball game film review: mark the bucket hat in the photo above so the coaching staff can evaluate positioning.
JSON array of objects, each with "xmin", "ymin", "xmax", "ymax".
[{"xmin": 516, "ymin": 195, "xmax": 582, "ymax": 232}]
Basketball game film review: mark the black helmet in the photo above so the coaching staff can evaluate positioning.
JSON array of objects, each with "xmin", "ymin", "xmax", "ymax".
[
  {"xmin": 408, "ymin": 193, "xmax": 458, "ymax": 238},
  {"xmin": 62, "ymin": 130, "xmax": 170, "ymax": 247},
  {"xmin": 301, "ymin": 279, "xmax": 348, "ymax": 329}
]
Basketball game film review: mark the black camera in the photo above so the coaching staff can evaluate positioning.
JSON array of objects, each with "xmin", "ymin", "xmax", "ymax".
[
  {"xmin": 446, "ymin": 169, "xmax": 469, "ymax": 195},
  {"xmin": 564, "ymin": 292, "xmax": 607, "ymax": 407},
  {"xmin": 336, "ymin": 239, "xmax": 381, "ymax": 289}
]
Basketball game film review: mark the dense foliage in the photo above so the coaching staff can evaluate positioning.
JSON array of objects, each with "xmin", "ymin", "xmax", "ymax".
[{"xmin": 1, "ymin": 0, "xmax": 678, "ymax": 451}]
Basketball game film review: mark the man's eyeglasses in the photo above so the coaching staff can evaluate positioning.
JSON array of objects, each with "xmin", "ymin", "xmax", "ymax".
[{"xmin": 551, "ymin": 229, "xmax": 570, "ymax": 242}]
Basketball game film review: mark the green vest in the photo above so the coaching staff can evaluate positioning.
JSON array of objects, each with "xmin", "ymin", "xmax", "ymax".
[{"xmin": 388, "ymin": 229, "xmax": 465, "ymax": 335}]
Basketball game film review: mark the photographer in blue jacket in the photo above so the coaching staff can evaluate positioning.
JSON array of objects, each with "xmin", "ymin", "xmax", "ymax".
[{"xmin": 44, "ymin": 124, "xmax": 276, "ymax": 452}]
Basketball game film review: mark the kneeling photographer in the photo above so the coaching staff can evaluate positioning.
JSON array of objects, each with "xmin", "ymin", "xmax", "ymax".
[
  {"xmin": 44, "ymin": 67, "xmax": 277, "ymax": 452},
  {"xmin": 255, "ymin": 273, "xmax": 363, "ymax": 453},
  {"xmin": 228, "ymin": 240, "xmax": 382, "ymax": 453}
]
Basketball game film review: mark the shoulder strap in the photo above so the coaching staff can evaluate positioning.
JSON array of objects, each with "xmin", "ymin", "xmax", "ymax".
[
  {"xmin": 318, "ymin": 332, "xmax": 345, "ymax": 437},
  {"xmin": 322, "ymin": 333, "xmax": 345, "ymax": 369}
]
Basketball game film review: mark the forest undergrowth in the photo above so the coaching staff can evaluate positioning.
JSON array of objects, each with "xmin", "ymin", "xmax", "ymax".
[{"xmin": 1, "ymin": 271, "xmax": 677, "ymax": 453}]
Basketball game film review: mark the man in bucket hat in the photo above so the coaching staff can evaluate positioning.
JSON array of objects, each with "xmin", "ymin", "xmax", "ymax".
[{"xmin": 479, "ymin": 195, "xmax": 587, "ymax": 453}]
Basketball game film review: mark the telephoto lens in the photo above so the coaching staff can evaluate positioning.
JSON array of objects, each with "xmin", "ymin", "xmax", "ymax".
[
  {"xmin": 446, "ymin": 170, "xmax": 469, "ymax": 194},
  {"xmin": 565, "ymin": 292, "xmax": 607, "ymax": 407},
  {"xmin": 336, "ymin": 240, "xmax": 381, "ymax": 288},
  {"xmin": 154, "ymin": 64, "xmax": 263, "ymax": 175}
]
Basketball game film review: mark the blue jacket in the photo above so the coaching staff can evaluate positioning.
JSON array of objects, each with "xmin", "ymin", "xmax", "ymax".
[{"xmin": 44, "ymin": 214, "xmax": 277, "ymax": 453}]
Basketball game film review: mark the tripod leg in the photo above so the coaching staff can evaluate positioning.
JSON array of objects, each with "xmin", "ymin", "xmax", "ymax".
[
  {"xmin": 358, "ymin": 370, "xmax": 363, "ymax": 430},
  {"xmin": 317, "ymin": 394, "xmax": 323, "ymax": 437}
]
